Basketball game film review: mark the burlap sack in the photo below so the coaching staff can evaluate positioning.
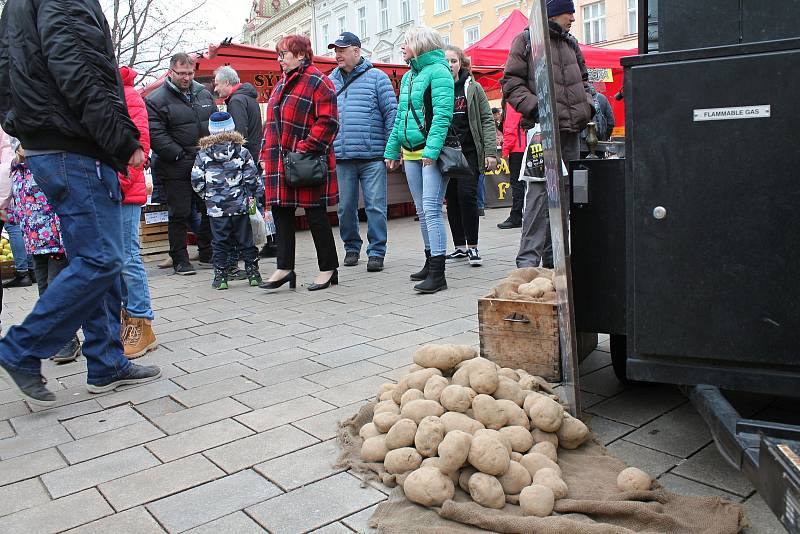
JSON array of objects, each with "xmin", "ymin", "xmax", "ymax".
[{"xmin": 337, "ymin": 403, "xmax": 746, "ymax": 534}]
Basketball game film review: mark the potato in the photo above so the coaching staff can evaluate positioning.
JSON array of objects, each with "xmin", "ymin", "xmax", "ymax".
[
  {"xmin": 468, "ymin": 433, "xmax": 510, "ymax": 476},
  {"xmin": 415, "ymin": 416, "xmax": 445, "ymax": 457},
  {"xmin": 441, "ymin": 411, "xmax": 485, "ymax": 434},
  {"xmin": 403, "ymin": 467, "xmax": 455, "ymax": 507},
  {"xmin": 475, "ymin": 429, "xmax": 512, "ymax": 455},
  {"xmin": 520, "ymin": 452, "xmax": 562, "ymax": 479},
  {"xmin": 393, "ymin": 368, "xmax": 443, "ymax": 403},
  {"xmin": 498, "ymin": 460, "xmax": 532, "ymax": 495},
  {"xmin": 385, "ymin": 418, "xmax": 417, "ymax": 450},
  {"xmin": 373, "ymin": 412, "xmax": 401, "ymax": 433},
  {"xmin": 468, "ymin": 358, "xmax": 500, "ymax": 395},
  {"xmin": 377, "ymin": 383, "xmax": 397, "ymax": 398},
  {"xmin": 373, "ymin": 400, "xmax": 401, "ymax": 415},
  {"xmin": 531, "ymin": 428, "xmax": 559, "ymax": 448},
  {"xmin": 556, "ymin": 414, "xmax": 590, "ymax": 449},
  {"xmin": 531, "ymin": 441, "xmax": 558, "ymax": 462},
  {"xmin": 498, "ymin": 368, "xmax": 521, "ymax": 381},
  {"xmin": 451, "ymin": 365, "xmax": 472, "ymax": 387},
  {"xmin": 420, "ymin": 458, "xmax": 460, "ymax": 485},
  {"xmin": 400, "ymin": 388, "xmax": 424, "ymax": 409},
  {"xmin": 401, "ymin": 399, "xmax": 445, "ymax": 424},
  {"xmin": 523, "ymin": 391, "xmax": 547, "ymax": 412},
  {"xmin": 379, "ymin": 390, "xmax": 394, "ymax": 401},
  {"xmin": 532, "ymin": 467, "xmax": 568, "ymax": 499},
  {"xmin": 437, "ymin": 430, "xmax": 472, "ymax": 473},
  {"xmin": 414, "ymin": 344, "xmax": 476, "ymax": 371},
  {"xmin": 510, "ymin": 451, "xmax": 523, "ymax": 462},
  {"xmin": 493, "ymin": 376, "xmax": 526, "ymax": 406},
  {"xmin": 423, "ymin": 375, "xmax": 450, "ymax": 402},
  {"xmin": 518, "ymin": 277, "xmax": 554, "ymax": 298},
  {"xmin": 617, "ymin": 467, "xmax": 652, "ymax": 491},
  {"xmin": 380, "ymin": 472, "xmax": 397, "ymax": 488},
  {"xmin": 359, "ymin": 422, "xmax": 382, "ymax": 441},
  {"xmin": 472, "ymin": 394, "xmax": 507, "ymax": 430},
  {"xmin": 518, "ymin": 374, "xmax": 540, "ymax": 391},
  {"xmin": 499, "ymin": 426, "xmax": 534, "ymax": 453},
  {"xmin": 496, "ymin": 399, "xmax": 530, "ymax": 429},
  {"xmin": 361, "ymin": 435, "xmax": 389, "ymax": 462},
  {"xmin": 520, "ymin": 484, "xmax": 555, "ymax": 517},
  {"xmin": 439, "ymin": 385, "xmax": 476, "ymax": 412},
  {"xmin": 468, "ymin": 473, "xmax": 506, "ymax": 509},
  {"xmin": 528, "ymin": 396, "xmax": 564, "ymax": 433},
  {"xmin": 509, "ymin": 267, "xmax": 541, "ymax": 282},
  {"xmin": 458, "ymin": 467, "xmax": 478, "ymax": 492},
  {"xmin": 384, "ymin": 447, "xmax": 423, "ymax": 474}
]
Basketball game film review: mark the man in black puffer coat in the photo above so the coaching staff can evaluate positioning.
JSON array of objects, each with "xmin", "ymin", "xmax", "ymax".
[
  {"xmin": 213, "ymin": 66, "xmax": 263, "ymax": 160},
  {"xmin": 146, "ymin": 53, "xmax": 217, "ymax": 275}
]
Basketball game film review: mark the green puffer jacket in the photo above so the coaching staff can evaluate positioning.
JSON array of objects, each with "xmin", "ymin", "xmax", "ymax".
[{"xmin": 384, "ymin": 49, "xmax": 454, "ymax": 161}]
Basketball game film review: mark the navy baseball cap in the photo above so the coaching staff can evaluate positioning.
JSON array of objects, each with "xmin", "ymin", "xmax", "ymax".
[{"xmin": 328, "ymin": 32, "xmax": 361, "ymax": 49}]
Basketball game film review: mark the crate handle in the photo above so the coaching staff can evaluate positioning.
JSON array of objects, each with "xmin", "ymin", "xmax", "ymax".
[{"xmin": 503, "ymin": 312, "xmax": 530, "ymax": 324}]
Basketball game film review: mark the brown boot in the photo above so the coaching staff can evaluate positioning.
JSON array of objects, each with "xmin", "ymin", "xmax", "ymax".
[{"xmin": 123, "ymin": 317, "xmax": 158, "ymax": 359}]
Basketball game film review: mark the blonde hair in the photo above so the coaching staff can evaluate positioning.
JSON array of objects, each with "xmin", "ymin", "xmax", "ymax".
[
  {"xmin": 444, "ymin": 45, "xmax": 472, "ymax": 73},
  {"xmin": 404, "ymin": 26, "xmax": 445, "ymax": 57}
]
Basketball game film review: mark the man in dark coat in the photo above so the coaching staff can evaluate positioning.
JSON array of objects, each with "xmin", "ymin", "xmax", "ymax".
[
  {"xmin": 0, "ymin": 0, "xmax": 161, "ymax": 405},
  {"xmin": 213, "ymin": 66, "xmax": 264, "ymax": 160},
  {"xmin": 146, "ymin": 53, "xmax": 217, "ymax": 275}
]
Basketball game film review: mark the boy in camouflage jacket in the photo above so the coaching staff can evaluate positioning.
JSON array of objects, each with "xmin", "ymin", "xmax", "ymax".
[{"xmin": 191, "ymin": 112, "xmax": 264, "ymax": 289}]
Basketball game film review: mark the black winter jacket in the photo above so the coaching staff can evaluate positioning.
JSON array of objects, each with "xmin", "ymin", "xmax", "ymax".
[
  {"xmin": 0, "ymin": 0, "xmax": 141, "ymax": 172},
  {"xmin": 225, "ymin": 83, "xmax": 263, "ymax": 161},
  {"xmin": 146, "ymin": 79, "xmax": 217, "ymax": 180}
]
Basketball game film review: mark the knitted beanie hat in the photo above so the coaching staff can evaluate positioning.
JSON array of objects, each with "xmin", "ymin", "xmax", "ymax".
[
  {"xmin": 208, "ymin": 111, "xmax": 235, "ymax": 134},
  {"xmin": 547, "ymin": 0, "xmax": 576, "ymax": 18}
]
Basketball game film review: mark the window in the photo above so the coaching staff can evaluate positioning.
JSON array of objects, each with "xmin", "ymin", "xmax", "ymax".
[
  {"xmin": 379, "ymin": 0, "xmax": 389, "ymax": 31},
  {"xmin": 358, "ymin": 7, "xmax": 367, "ymax": 37},
  {"xmin": 464, "ymin": 25, "xmax": 480, "ymax": 47},
  {"xmin": 582, "ymin": 1, "xmax": 606, "ymax": 44},
  {"xmin": 401, "ymin": 0, "xmax": 411, "ymax": 22},
  {"xmin": 441, "ymin": 34, "xmax": 450, "ymax": 45},
  {"xmin": 338, "ymin": 15, "xmax": 346, "ymax": 35},
  {"xmin": 627, "ymin": 0, "xmax": 638, "ymax": 34},
  {"xmin": 434, "ymin": 0, "xmax": 449, "ymax": 15},
  {"xmin": 321, "ymin": 23, "xmax": 329, "ymax": 48},
  {"xmin": 380, "ymin": 56, "xmax": 391, "ymax": 63}
]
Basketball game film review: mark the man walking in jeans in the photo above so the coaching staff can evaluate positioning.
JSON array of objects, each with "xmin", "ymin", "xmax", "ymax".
[
  {"xmin": 328, "ymin": 33, "xmax": 397, "ymax": 271},
  {"xmin": 0, "ymin": 0, "xmax": 161, "ymax": 405}
]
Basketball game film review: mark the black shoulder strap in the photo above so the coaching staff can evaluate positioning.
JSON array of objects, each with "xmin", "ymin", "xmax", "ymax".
[
  {"xmin": 336, "ymin": 66, "xmax": 374, "ymax": 97},
  {"xmin": 408, "ymin": 79, "xmax": 433, "ymax": 136}
]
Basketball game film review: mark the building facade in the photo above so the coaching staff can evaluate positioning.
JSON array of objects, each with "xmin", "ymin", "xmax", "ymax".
[
  {"xmin": 573, "ymin": 0, "xmax": 638, "ymax": 49},
  {"xmin": 243, "ymin": 0, "xmax": 314, "ymax": 51},
  {"xmin": 311, "ymin": 0, "xmax": 421, "ymax": 64},
  {"xmin": 419, "ymin": 0, "xmax": 531, "ymax": 50}
]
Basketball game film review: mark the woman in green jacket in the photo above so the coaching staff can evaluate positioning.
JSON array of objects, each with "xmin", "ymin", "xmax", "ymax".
[
  {"xmin": 384, "ymin": 27, "xmax": 454, "ymax": 294},
  {"xmin": 443, "ymin": 45, "xmax": 498, "ymax": 267}
]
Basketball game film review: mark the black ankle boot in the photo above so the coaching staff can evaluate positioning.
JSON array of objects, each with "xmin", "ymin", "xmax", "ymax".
[
  {"xmin": 410, "ymin": 250, "xmax": 431, "ymax": 281},
  {"xmin": 414, "ymin": 255, "xmax": 447, "ymax": 293}
]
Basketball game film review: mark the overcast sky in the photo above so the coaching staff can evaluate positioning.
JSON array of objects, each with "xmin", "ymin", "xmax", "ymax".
[{"xmin": 202, "ymin": 0, "xmax": 253, "ymax": 43}]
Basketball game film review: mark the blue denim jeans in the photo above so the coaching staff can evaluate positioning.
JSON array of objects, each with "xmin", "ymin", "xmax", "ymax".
[
  {"xmin": 477, "ymin": 173, "xmax": 486, "ymax": 210},
  {"xmin": 404, "ymin": 160, "xmax": 449, "ymax": 256},
  {"xmin": 121, "ymin": 204, "xmax": 154, "ymax": 320},
  {"xmin": 5, "ymin": 222, "xmax": 30, "ymax": 271},
  {"xmin": 336, "ymin": 159, "xmax": 388, "ymax": 258},
  {"xmin": 0, "ymin": 153, "xmax": 131, "ymax": 384}
]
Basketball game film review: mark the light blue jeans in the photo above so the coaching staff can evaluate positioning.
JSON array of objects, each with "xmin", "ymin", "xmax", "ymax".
[
  {"xmin": 120, "ymin": 204, "xmax": 154, "ymax": 320},
  {"xmin": 336, "ymin": 159, "xmax": 388, "ymax": 258},
  {"xmin": 477, "ymin": 174, "xmax": 486, "ymax": 210},
  {"xmin": 404, "ymin": 160, "xmax": 449, "ymax": 256},
  {"xmin": 5, "ymin": 222, "xmax": 30, "ymax": 271}
]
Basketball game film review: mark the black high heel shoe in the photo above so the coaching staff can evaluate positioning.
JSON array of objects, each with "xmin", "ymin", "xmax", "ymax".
[
  {"xmin": 307, "ymin": 269, "xmax": 338, "ymax": 291},
  {"xmin": 259, "ymin": 270, "xmax": 296, "ymax": 289}
]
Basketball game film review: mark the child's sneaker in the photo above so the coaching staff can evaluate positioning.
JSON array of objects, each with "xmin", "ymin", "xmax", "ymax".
[
  {"xmin": 212, "ymin": 267, "xmax": 228, "ymax": 290},
  {"xmin": 245, "ymin": 261, "xmax": 262, "ymax": 287}
]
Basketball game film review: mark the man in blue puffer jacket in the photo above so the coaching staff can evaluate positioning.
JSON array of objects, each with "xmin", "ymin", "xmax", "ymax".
[{"xmin": 328, "ymin": 33, "xmax": 398, "ymax": 272}]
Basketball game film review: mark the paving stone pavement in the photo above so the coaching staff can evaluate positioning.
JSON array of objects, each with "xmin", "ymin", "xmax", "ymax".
[{"xmin": 0, "ymin": 210, "xmax": 787, "ymax": 532}]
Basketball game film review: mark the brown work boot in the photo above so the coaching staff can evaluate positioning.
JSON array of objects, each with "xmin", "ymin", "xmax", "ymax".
[{"xmin": 123, "ymin": 317, "xmax": 158, "ymax": 359}]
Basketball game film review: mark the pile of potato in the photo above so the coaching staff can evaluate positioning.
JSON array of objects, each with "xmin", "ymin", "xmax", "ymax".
[
  {"xmin": 489, "ymin": 267, "xmax": 557, "ymax": 302},
  {"xmin": 358, "ymin": 344, "xmax": 626, "ymax": 517}
]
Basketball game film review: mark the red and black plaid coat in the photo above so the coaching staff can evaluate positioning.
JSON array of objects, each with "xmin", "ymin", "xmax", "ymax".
[{"xmin": 261, "ymin": 61, "xmax": 339, "ymax": 208}]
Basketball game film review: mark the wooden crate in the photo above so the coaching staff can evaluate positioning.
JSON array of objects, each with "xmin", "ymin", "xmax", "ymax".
[
  {"xmin": 140, "ymin": 222, "xmax": 168, "ymax": 243},
  {"xmin": 0, "ymin": 260, "xmax": 16, "ymax": 280},
  {"xmin": 478, "ymin": 296, "xmax": 560, "ymax": 381}
]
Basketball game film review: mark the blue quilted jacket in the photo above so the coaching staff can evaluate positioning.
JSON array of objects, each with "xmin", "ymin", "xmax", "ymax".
[{"xmin": 329, "ymin": 59, "xmax": 398, "ymax": 160}]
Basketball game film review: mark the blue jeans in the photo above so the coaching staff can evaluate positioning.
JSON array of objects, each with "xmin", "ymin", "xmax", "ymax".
[
  {"xmin": 121, "ymin": 204, "xmax": 154, "ymax": 320},
  {"xmin": 0, "ymin": 153, "xmax": 131, "ymax": 384},
  {"xmin": 336, "ymin": 160, "xmax": 388, "ymax": 258},
  {"xmin": 404, "ymin": 160, "xmax": 449, "ymax": 256},
  {"xmin": 477, "ymin": 173, "xmax": 486, "ymax": 210},
  {"xmin": 5, "ymin": 222, "xmax": 30, "ymax": 271}
]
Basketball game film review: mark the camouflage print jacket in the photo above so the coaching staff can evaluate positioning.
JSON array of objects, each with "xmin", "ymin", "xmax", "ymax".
[{"xmin": 191, "ymin": 132, "xmax": 263, "ymax": 217}]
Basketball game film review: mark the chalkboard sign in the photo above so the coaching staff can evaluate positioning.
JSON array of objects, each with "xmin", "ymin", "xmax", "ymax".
[{"xmin": 528, "ymin": 2, "xmax": 582, "ymax": 416}]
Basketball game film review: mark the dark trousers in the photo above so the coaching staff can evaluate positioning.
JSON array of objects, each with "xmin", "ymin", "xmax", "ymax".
[
  {"xmin": 209, "ymin": 215, "xmax": 258, "ymax": 269},
  {"xmin": 272, "ymin": 205, "xmax": 338, "ymax": 271},
  {"xmin": 161, "ymin": 177, "xmax": 212, "ymax": 264},
  {"xmin": 445, "ymin": 149, "xmax": 480, "ymax": 248},
  {"xmin": 32, "ymin": 253, "xmax": 69, "ymax": 297},
  {"xmin": 508, "ymin": 152, "xmax": 525, "ymax": 222}
]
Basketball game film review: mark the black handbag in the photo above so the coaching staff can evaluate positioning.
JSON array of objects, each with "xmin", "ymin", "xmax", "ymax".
[{"xmin": 275, "ymin": 85, "xmax": 328, "ymax": 188}]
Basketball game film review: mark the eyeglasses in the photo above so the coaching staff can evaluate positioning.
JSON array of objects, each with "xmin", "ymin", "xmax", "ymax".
[
  {"xmin": 277, "ymin": 50, "xmax": 291, "ymax": 59},
  {"xmin": 170, "ymin": 69, "xmax": 195, "ymax": 78}
]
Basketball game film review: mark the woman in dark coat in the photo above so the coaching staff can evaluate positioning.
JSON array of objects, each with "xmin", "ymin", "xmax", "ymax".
[{"xmin": 260, "ymin": 35, "xmax": 340, "ymax": 291}]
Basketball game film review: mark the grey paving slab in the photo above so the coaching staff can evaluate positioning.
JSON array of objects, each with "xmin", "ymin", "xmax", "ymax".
[
  {"xmin": 173, "ymin": 350, "xmax": 249, "ymax": 373},
  {"xmin": 0, "ymin": 423, "xmax": 73, "ymax": 460},
  {"xmin": 366, "ymin": 330, "xmax": 439, "ymax": 351},
  {"xmin": 579, "ymin": 366, "xmax": 628, "ymax": 397},
  {"xmin": 58, "ymin": 420, "xmax": 165, "ymax": 465},
  {"xmin": 313, "ymin": 376, "xmax": 388, "ymax": 407},
  {"xmin": 0, "ymin": 420, "xmax": 13, "ymax": 438},
  {"xmin": 153, "ymin": 318, "xmax": 204, "ymax": 335},
  {"xmin": 0, "ymin": 478, "xmax": 51, "ymax": 517},
  {"xmin": 164, "ymin": 333, "xmax": 261, "ymax": 356},
  {"xmin": 151, "ymin": 397, "xmax": 251, "ymax": 435},
  {"xmin": 379, "ymin": 367, "xmax": 408, "ymax": 382},
  {"xmin": 578, "ymin": 349, "xmax": 611, "ymax": 376},
  {"xmin": 184, "ymin": 511, "xmax": 265, "ymax": 534},
  {"xmin": 62, "ymin": 405, "xmax": 145, "ymax": 440},
  {"xmin": 292, "ymin": 401, "xmax": 369, "ymax": 441},
  {"xmin": 247, "ymin": 472, "xmax": 386, "ymax": 534},
  {"xmin": 146, "ymin": 418, "xmax": 254, "ymax": 462},
  {"xmin": 366, "ymin": 347, "xmax": 415, "ymax": 370},
  {"xmin": 0, "ymin": 447, "xmax": 67, "ymax": 487},
  {"xmin": 306, "ymin": 361, "xmax": 390, "ymax": 388},
  {"xmin": 205, "ymin": 424, "xmax": 318, "ymax": 473},
  {"xmin": 586, "ymin": 385, "xmax": 687, "ymax": 426},
  {"xmin": 672, "ymin": 443, "xmax": 754, "ymax": 497},
  {"xmin": 42, "ymin": 446, "xmax": 161, "ymax": 498},
  {"xmin": 741, "ymin": 493, "xmax": 789, "ymax": 534},
  {"xmin": 9, "ymin": 399, "xmax": 102, "ymax": 435},
  {"xmin": 234, "ymin": 377, "xmax": 324, "ymax": 409},
  {"xmin": 99, "ymin": 454, "xmax": 225, "ymax": 511},
  {"xmin": 585, "ymin": 414, "xmax": 635, "ymax": 446},
  {"xmin": 0, "ymin": 488, "xmax": 113, "ymax": 534},
  {"xmin": 626, "ymin": 404, "xmax": 712, "ymax": 458},
  {"xmin": 310, "ymin": 344, "xmax": 387, "ymax": 368},
  {"xmin": 255, "ymin": 439, "xmax": 345, "ymax": 490},
  {"xmin": 240, "ymin": 346, "xmax": 318, "ymax": 370},
  {"xmin": 146, "ymin": 469, "xmax": 282, "ymax": 532},
  {"xmin": 312, "ymin": 522, "xmax": 355, "ymax": 534},
  {"xmin": 0, "ymin": 400, "xmax": 31, "ymax": 421},
  {"xmin": 657, "ymin": 473, "xmax": 740, "ymax": 501},
  {"xmin": 171, "ymin": 362, "xmax": 253, "ymax": 390},
  {"xmin": 238, "ymin": 334, "xmax": 306, "ymax": 356},
  {"xmin": 244, "ymin": 358, "xmax": 330, "ymax": 387},
  {"xmin": 135, "ymin": 396, "xmax": 187, "ymax": 419},
  {"xmin": 236, "ymin": 395, "xmax": 336, "ymax": 432},
  {"xmin": 341, "ymin": 504, "xmax": 380, "ymax": 533},
  {"xmin": 63, "ymin": 507, "xmax": 165, "ymax": 534},
  {"xmin": 97, "ymin": 380, "xmax": 183, "ymax": 409},
  {"xmin": 605, "ymin": 439, "xmax": 682, "ymax": 478},
  {"xmin": 171, "ymin": 376, "xmax": 261, "ymax": 408}
]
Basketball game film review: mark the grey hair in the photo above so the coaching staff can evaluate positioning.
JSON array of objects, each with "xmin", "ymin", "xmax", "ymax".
[
  {"xmin": 404, "ymin": 26, "xmax": 444, "ymax": 57},
  {"xmin": 214, "ymin": 66, "xmax": 240, "ymax": 85}
]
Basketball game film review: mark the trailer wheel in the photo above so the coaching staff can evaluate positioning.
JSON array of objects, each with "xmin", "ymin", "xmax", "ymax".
[{"xmin": 610, "ymin": 334, "xmax": 629, "ymax": 383}]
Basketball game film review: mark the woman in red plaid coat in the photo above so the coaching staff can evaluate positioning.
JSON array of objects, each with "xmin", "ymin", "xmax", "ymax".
[{"xmin": 260, "ymin": 35, "xmax": 340, "ymax": 292}]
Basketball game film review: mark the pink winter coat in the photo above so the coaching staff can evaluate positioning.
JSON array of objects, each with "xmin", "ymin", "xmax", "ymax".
[{"xmin": 118, "ymin": 66, "xmax": 150, "ymax": 205}]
